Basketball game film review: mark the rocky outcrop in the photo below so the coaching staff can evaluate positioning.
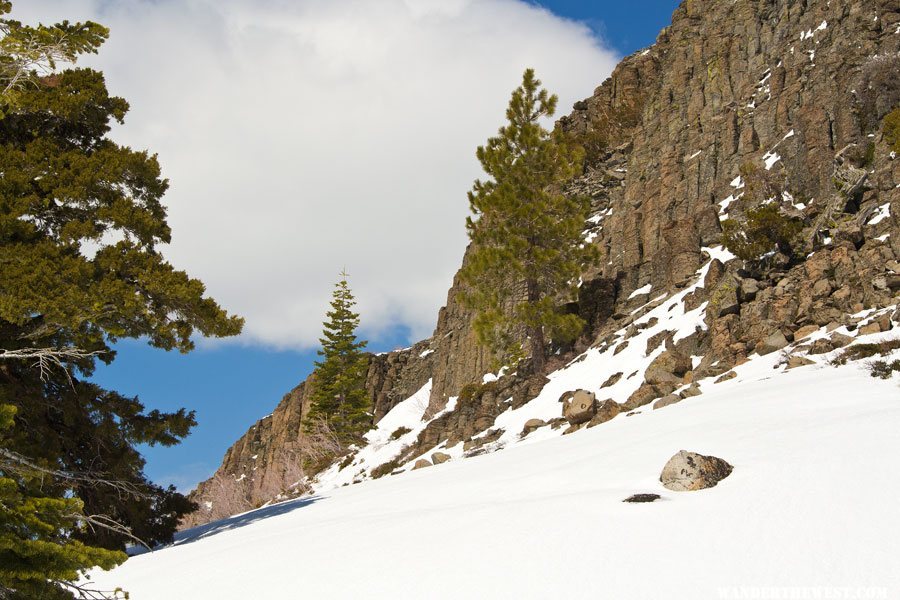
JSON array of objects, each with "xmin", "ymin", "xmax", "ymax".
[
  {"xmin": 660, "ymin": 450, "xmax": 734, "ymax": 491},
  {"xmin": 187, "ymin": 0, "xmax": 900, "ymax": 526}
]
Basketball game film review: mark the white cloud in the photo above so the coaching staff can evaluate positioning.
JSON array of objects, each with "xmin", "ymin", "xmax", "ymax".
[{"xmin": 17, "ymin": 0, "xmax": 618, "ymax": 349}]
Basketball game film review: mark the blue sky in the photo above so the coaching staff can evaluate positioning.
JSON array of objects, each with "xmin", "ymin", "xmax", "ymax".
[{"xmin": 87, "ymin": 0, "xmax": 681, "ymax": 492}]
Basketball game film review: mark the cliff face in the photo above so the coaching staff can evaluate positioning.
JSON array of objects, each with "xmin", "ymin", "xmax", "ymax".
[{"xmin": 185, "ymin": 0, "xmax": 900, "ymax": 526}]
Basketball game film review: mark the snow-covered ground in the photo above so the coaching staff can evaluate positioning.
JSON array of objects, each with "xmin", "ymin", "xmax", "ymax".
[{"xmin": 88, "ymin": 345, "xmax": 900, "ymax": 599}]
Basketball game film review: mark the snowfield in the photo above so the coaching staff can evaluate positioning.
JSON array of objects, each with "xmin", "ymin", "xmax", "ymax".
[{"xmin": 87, "ymin": 350, "xmax": 900, "ymax": 599}]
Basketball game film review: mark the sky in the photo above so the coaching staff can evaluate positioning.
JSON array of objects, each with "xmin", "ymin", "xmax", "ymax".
[{"xmin": 16, "ymin": 0, "xmax": 680, "ymax": 492}]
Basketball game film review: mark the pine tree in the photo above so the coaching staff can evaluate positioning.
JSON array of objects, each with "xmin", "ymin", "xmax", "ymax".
[
  {"xmin": 0, "ymin": 2, "xmax": 242, "ymax": 597},
  {"xmin": 460, "ymin": 68, "xmax": 596, "ymax": 373},
  {"xmin": 306, "ymin": 272, "xmax": 371, "ymax": 445},
  {"xmin": 0, "ymin": 405, "xmax": 127, "ymax": 600}
]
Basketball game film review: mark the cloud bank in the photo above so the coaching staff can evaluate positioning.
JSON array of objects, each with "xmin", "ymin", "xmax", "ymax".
[{"xmin": 18, "ymin": 0, "xmax": 618, "ymax": 349}]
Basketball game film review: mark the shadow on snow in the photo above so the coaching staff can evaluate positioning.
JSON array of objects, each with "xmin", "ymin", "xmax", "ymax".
[{"xmin": 129, "ymin": 496, "xmax": 324, "ymax": 555}]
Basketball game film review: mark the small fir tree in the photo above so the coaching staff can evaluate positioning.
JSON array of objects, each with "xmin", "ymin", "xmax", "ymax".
[
  {"xmin": 307, "ymin": 272, "xmax": 371, "ymax": 444},
  {"xmin": 460, "ymin": 68, "xmax": 596, "ymax": 373}
]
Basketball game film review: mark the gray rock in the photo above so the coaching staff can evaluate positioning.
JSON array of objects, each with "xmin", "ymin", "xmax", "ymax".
[
  {"xmin": 739, "ymin": 278, "xmax": 759, "ymax": 302},
  {"xmin": 756, "ymin": 331, "xmax": 788, "ymax": 355},
  {"xmin": 623, "ymin": 493, "xmax": 661, "ymax": 503},
  {"xmin": 660, "ymin": 450, "xmax": 733, "ymax": 491}
]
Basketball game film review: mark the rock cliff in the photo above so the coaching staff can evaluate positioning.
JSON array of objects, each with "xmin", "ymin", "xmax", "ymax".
[{"xmin": 184, "ymin": 0, "xmax": 900, "ymax": 527}]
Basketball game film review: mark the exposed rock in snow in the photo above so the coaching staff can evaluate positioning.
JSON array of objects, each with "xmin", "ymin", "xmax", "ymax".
[{"xmin": 660, "ymin": 450, "xmax": 734, "ymax": 491}]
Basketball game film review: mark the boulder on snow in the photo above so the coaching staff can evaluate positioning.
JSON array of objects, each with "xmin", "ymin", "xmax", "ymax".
[
  {"xmin": 858, "ymin": 321, "xmax": 882, "ymax": 336},
  {"xmin": 679, "ymin": 383, "xmax": 702, "ymax": 398},
  {"xmin": 623, "ymin": 493, "xmax": 661, "ymax": 503},
  {"xmin": 786, "ymin": 355, "xmax": 815, "ymax": 369},
  {"xmin": 560, "ymin": 389, "xmax": 597, "ymax": 425},
  {"xmin": 659, "ymin": 450, "xmax": 733, "ymax": 491},
  {"xmin": 644, "ymin": 349, "xmax": 693, "ymax": 385},
  {"xmin": 623, "ymin": 382, "xmax": 676, "ymax": 411},
  {"xmin": 412, "ymin": 459, "xmax": 432, "ymax": 470},
  {"xmin": 587, "ymin": 399, "xmax": 621, "ymax": 428},
  {"xmin": 653, "ymin": 394, "xmax": 682, "ymax": 410},
  {"xmin": 430, "ymin": 452, "xmax": 451, "ymax": 465},
  {"xmin": 521, "ymin": 418, "xmax": 547, "ymax": 435}
]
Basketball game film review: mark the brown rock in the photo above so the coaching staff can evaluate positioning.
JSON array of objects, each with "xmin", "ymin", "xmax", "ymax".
[
  {"xmin": 412, "ymin": 459, "xmax": 432, "ymax": 470},
  {"xmin": 600, "ymin": 372, "xmax": 623, "ymax": 388},
  {"xmin": 560, "ymin": 390, "xmax": 597, "ymax": 425},
  {"xmin": 829, "ymin": 333, "xmax": 853, "ymax": 348},
  {"xmin": 794, "ymin": 324, "xmax": 819, "ymax": 340},
  {"xmin": 858, "ymin": 322, "xmax": 882, "ymax": 336},
  {"xmin": 653, "ymin": 394, "xmax": 682, "ymax": 410},
  {"xmin": 786, "ymin": 355, "xmax": 815, "ymax": 369},
  {"xmin": 430, "ymin": 452, "xmax": 451, "ymax": 465},
  {"xmin": 679, "ymin": 383, "xmax": 702, "ymax": 398},
  {"xmin": 644, "ymin": 349, "xmax": 692, "ymax": 385},
  {"xmin": 587, "ymin": 399, "xmax": 621, "ymax": 427},
  {"xmin": 521, "ymin": 418, "xmax": 547, "ymax": 435},
  {"xmin": 714, "ymin": 371, "xmax": 737, "ymax": 383}
]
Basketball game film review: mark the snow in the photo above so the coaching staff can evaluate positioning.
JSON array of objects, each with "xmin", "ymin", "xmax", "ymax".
[
  {"xmin": 80, "ymin": 237, "xmax": 900, "ymax": 598},
  {"xmin": 762, "ymin": 151, "xmax": 781, "ymax": 170},
  {"xmin": 730, "ymin": 176, "xmax": 744, "ymax": 189},
  {"xmin": 868, "ymin": 203, "xmax": 891, "ymax": 226},
  {"xmin": 718, "ymin": 194, "xmax": 739, "ymax": 215},
  {"xmin": 86, "ymin": 345, "xmax": 900, "ymax": 598},
  {"xmin": 687, "ymin": 150, "xmax": 702, "ymax": 160},
  {"xmin": 627, "ymin": 283, "xmax": 652, "ymax": 299},
  {"xmin": 310, "ymin": 380, "xmax": 433, "ymax": 491},
  {"xmin": 418, "ymin": 349, "xmax": 434, "ymax": 358}
]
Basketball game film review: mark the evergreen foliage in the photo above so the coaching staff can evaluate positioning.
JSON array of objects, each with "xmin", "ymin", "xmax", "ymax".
[
  {"xmin": 0, "ymin": 405, "xmax": 127, "ymax": 600},
  {"xmin": 459, "ymin": 69, "xmax": 596, "ymax": 373},
  {"xmin": 885, "ymin": 107, "xmax": 900, "ymax": 154},
  {"xmin": 306, "ymin": 272, "xmax": 371, "ymax": 445},
  {"xmin": 721, "ymin": 203, "xmax": 804, "ymax": 263},
  {"xmin": 0, "ymin": 2, "xmax": 242, "ymax": 597}
]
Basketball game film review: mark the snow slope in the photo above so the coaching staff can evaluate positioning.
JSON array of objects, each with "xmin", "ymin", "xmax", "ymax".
[{"xmin": 87, "ymin": 352, "xmax": 900, "ymax": 599}]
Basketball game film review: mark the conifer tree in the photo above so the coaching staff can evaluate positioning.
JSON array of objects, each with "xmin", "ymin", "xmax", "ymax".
[
  {"xmin": 0, "ymin": 2, "xmax": 242, "ymax": 597},
  {"xmin": 460, "ymin": 69, "xmax": 596, "ymax": 373},
  {"xmin": 307, "ymin": 272, "xmax": 371, "ymax": 445}
]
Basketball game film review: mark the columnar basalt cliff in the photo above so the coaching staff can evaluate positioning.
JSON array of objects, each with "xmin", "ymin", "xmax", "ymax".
[{"xmin": 185, "ymin": 0, "xmax": 900, "ymax": 526}]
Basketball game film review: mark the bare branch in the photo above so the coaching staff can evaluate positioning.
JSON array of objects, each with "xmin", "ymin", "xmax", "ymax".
[
  {"xmin": 0, "ymin": 346, "xmax": 104, "ymax": 383},
  {"xmin": 0, "ymin": 446, "xmax": 150, "ymax": 501},
  {"xmin": 54, "ymin": 580, "xmax": 129, "ymax": 600}
]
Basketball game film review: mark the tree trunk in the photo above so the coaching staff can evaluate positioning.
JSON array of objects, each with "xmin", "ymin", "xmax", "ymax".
[
  {"xmin": 526, "ymin": 278, "xmax": 545, "ymax": 374},
  {"xmin": 529, "ymin": 325, "xmax": 546, "ymax": 374}
]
